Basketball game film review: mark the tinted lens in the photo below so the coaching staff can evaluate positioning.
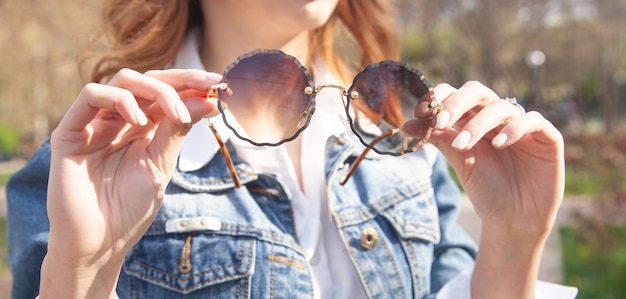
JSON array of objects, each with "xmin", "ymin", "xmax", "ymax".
[
  {"xmin": 218, "ymin": 51, "xmax": 315, "ymax": 145},
  {"xmin": 347, "ymin": 61, "xmax": 437, "ymax": 155}
]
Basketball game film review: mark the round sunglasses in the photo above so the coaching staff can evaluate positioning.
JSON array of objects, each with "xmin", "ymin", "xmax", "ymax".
[{"xmin": 208, "ymin": 49, "xmax": 442, "ymax": 187}]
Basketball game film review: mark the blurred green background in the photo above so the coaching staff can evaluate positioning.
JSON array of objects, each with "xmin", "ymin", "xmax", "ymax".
[{"xmin": 1, "ymin": 0, "xmax": 626, "ymax": 297}]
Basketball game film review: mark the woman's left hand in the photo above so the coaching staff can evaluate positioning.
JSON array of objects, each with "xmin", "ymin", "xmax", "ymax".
[
  {"xmin": 403, "ymin": 81, "xmax": 565, "ymax": 236},
  {"xmin": 403, "ymin": 81, "xmax": 565, "ymax": 297}
]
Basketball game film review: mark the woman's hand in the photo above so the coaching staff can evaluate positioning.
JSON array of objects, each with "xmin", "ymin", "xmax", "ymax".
[
  {"xmin": 402, "ymin": 81, "xmax": 565, "ymax": 298},
  {"xmin": 41, "ymin": 69, "xmax": 223, "ymax": 298},
  {"xmin": 423, "ymin": 81, "xmax": 564, "ymax": 233}
]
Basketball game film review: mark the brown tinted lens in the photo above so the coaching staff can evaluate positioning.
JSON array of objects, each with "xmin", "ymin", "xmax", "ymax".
[
  {"xmin": 218, "ymin": 51, "xmax": 314, "ymax": 145},
  {"xmin": 347, "ymin": 61, "xmax": 436, "ymax": 154}
]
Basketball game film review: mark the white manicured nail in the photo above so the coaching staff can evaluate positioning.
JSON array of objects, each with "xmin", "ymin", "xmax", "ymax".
[
  {"xmin": 135, "ymin": 109, "xmax": 148, "ymax": 126},
  {"xmin": 206, "ymin": 72, "xmax": 223, "ymax": 82},
  {"xmin": 435, "ymin": 110, "xmax": 450, "ymax": 130},
  {"xmin": 492, "ymin": 133, "xmax": 508, "ymax": 147},
  {"xmin": 176, "ymin": 101, "xmax": 192, "ymax": 124},
  {"xmin": 452, "ymin": 131, "xmax": 471, "ymax": 150}
]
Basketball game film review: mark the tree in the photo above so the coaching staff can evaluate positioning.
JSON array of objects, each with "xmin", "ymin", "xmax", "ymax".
[
  {"xmin": 395, "ymin": 0, "xmax": 626, "ymax": 132},
  {"xmin": 0, "ymin": 0, "xmax": 102, "ymax": 156}
]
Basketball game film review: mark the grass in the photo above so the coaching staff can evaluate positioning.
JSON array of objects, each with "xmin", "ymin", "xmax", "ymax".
[
  {"xmin": 0, "ymin": 173, "xmax": 10, "ymax": 187},
  {"xmin": 560, "ymin": 226, "xmax": 626, "ymax": 299},
  {"xmin": 564, "ymin": 168, "xmax": 604, "ymax": 195}
]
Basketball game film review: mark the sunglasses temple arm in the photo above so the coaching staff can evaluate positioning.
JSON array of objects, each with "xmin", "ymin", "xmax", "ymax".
[
  {"xmin": 208, "ymin": 121, "xmax": 242, "ymax": 189},
  {"xmin": 339, "ymin": 146, "xmax": 370, "ymax": 186},
  {"xmin": 339, "ymin": 129, "xmax": 397, "ymax": 186}
]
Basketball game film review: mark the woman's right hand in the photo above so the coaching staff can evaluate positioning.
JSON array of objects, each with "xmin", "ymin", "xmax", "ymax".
[{"xmin": 40, "ymin": 69, "xmax": 223, "ymax": 298}]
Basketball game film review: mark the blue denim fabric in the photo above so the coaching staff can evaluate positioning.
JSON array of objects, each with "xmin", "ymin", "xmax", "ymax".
[{"xmin": 8, "ymin": 133, "xmax": 477, "ymax": 299}]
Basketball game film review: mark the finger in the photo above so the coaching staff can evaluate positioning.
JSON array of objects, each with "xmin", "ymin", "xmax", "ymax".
[
  {"xmin": 140, "ymin": 72, "xmax": 227, "ymax": 171},
  {"xmin": 427, "ymin": 126, "xmax": 466, "ymax": 165},
  {"xmin": 58, "ymin": 83, "xmax": 148, "ymax": 134},
  {"xmin": 145, "ymin": 96, "xmax": 220, "ymax": 175},
  {"xmin": 107, "ymin": 68, "xmax": 191, "ymax": 124},
  {"xmin": 144, "ymin": 69, "xmax": 223, "ymax": 92},
  {"xmin": 140, "ymin": 90, "xmax": 221, "ymax": 125},
  {"xmin": 138, "ymin": 69, "xmax": 224, "ymax": 121},
  {"xmin": 433, "ymin": 83, "xmax": 457, "ymax": 103},
  {"xmin": 433, "ymin": 81, "xmax": 499, "ymax": 130},
  {"xmin": 491, "ymin": 111, "xmax": 564, "ymax": 150},
  {"xmin": 448, "ymin": 99, "xmax": 526, "ymax": 151}
]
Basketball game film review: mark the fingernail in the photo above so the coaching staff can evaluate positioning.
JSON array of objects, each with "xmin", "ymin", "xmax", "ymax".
[
  {"xmin": 135, "ymin": 109, "xmax": 148, "ymax": 126},
  {"xmin": 176, "ymin": 101, "xmax": 192, "ymax": 123},
  {"xmin": 206, "ymin": 72, "xmax": 223, "ymax": 82},
  {"xmin": 452, "ymin": 131, "xmax": 471, "ymax": 150},
  {"xmin": 435, "ymin": 111, "xmax": 450, "ymax": 130},
  {"xmin": 492, "ymin": 133, "xmax": 508, "ymax": 147}
]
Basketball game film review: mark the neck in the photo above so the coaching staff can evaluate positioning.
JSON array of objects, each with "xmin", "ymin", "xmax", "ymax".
[{"xmin": 200, "ymin": 3, "xmax": 312, "ymax": 73}]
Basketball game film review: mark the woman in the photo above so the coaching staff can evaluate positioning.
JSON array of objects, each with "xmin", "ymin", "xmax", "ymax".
[{"xmin": 8, "ymin": 0, "xmax": 576, "ymax": 298}]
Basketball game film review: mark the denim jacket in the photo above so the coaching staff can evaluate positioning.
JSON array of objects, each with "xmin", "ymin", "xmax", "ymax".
[{"xmin": 7, "ymin": 132, "xmax": 477, "ymax": 299}]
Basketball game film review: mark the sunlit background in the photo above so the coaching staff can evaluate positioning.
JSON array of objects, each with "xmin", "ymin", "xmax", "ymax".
[{"xmin": 1, "ymin": 0, "xmax": 625, "ymax": 297}]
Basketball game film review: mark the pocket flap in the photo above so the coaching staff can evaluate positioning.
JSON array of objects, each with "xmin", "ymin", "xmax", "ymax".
[
  {"xmin": 124, "ymin": 233, "xmax": 256, "ymax": 294},
  {"xmin": 380, "ymin": 188, "xmax": 441, "ymax": 243}
]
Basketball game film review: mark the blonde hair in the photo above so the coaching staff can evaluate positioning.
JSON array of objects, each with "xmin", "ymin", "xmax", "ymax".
[{"xmin": 81, "ymin": 0, "xmax": 400, "ymax": 84}]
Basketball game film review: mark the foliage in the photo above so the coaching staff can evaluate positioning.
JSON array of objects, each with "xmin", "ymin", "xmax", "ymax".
[
  {"xmin": 0, "ymin": 0, "xmax": 102, "ymax": 156},
  {"xmin": 397, "ymin": 0, "xmax": 626, "ymax": 134},
  {"xmin": 0, "ymin": 174, "xmax": 10, "ymax": 188},
  {"xmin": 564, "ymin": 134, "xmax": 626, "ymax": 226},
  {"xmin": 560, "ymin": 226, "xmax": 626, "ymax": 299},
  {"xmin": 562, "ymin": 134, "xmax": 626, "ymax": 297},
  {"xmin": 564, "ymin": 168, "xmax": 603, "ymax": 195},
  {"xmin": 3, "ymin": 0, "xmax": 625, "ymax": 149},
  {"xmin": 578, "ymin": 76, "xmax": 600, "ymax": 112},
  {"xmin": 0, "ymin": 123, "xmax": 19, "ymax": 161},
  {"xmin": 563, "ymin": 134, "xmax": 626, "ymax": 195}
]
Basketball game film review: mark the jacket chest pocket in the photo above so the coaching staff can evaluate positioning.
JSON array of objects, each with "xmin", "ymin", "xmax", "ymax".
[
  {"xmin": 123, "ymin": 232, "xmax": 256, "ymax": 297},
  {"xmin": 379, "ymin": 188, "xmax": 441, "ymax": 297},
  {"xmin": 336, "ymin": 180, "xmax": 441, "ymax": 298},
  {"xmin": 380, "ymin": 185, "xmax": 440, "ymax": 244}
]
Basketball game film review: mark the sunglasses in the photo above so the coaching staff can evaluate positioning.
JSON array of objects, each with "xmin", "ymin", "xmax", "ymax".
[{"xmin": 207, "ymin": 49, "xmax": 442, "ymax": 188}]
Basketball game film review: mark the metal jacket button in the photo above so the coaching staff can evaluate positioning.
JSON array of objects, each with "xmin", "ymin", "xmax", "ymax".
[{"xmin": 360, "ymin": 227, "xmax": 379, "ymax": 250}]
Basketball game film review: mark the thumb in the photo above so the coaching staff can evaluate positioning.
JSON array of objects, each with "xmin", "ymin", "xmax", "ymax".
[
  {"xmin": 147, "ymin": 95, "xmax": 219, "ymax": 177},
  {"xmin": 401, "ymin": 119, "xmax": 467, "ymax": 174}
]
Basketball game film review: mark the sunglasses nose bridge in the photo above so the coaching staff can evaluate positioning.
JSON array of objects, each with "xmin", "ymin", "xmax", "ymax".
[
  {"xmin": 311, "ymin": 84, "xmax": 360, "ymax": 109},
  {"xmin": 313, "ymin": 84, "xmax": 356, "ymax": 97}
]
